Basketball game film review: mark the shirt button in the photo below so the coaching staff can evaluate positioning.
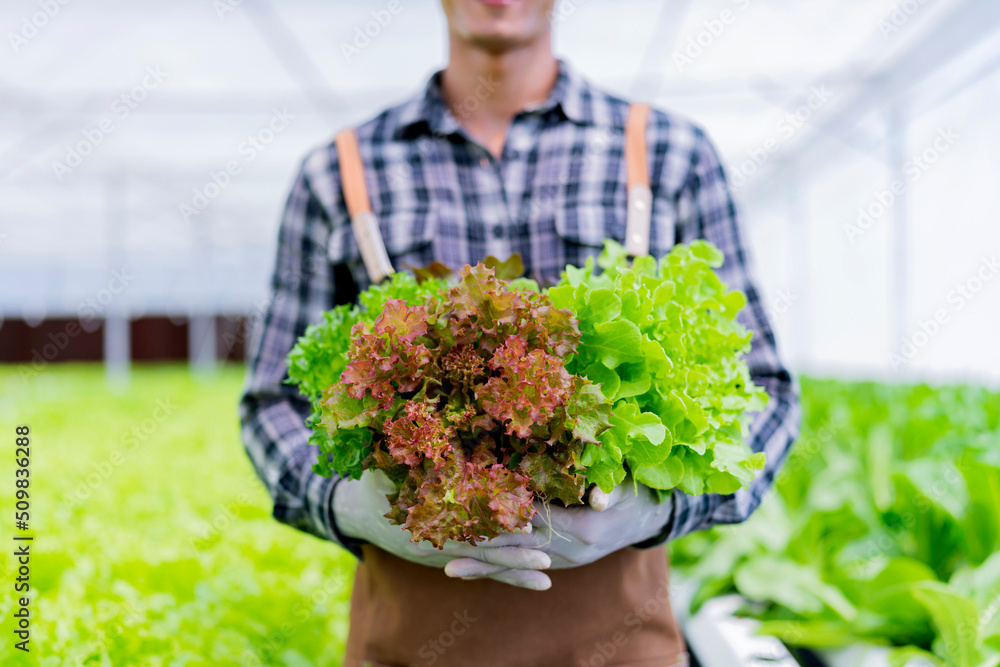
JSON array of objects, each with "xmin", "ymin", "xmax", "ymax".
[
  {"xmin": 492, "ymin": 225, "xmax": 504, "ymax": 239},
  {"xmin": 480, "ymin": 156, "xmax": 490, "ymax": 168}
]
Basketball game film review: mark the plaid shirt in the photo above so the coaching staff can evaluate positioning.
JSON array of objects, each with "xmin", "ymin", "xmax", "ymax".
[{"xmin": 239, "ymin": 60, "xmax": 800, "ymax": 557}]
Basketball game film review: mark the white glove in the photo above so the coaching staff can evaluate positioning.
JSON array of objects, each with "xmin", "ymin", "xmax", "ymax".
[
  {"xmin": 332, "ymin": 469, "xmax": 553, "ymax": 590},
  {"xmin": 532, "ymin": 477, "xmax": 674, "ymax": 568},
  {"xmin": 445, "ymin": 477, "xmax": 674, "ymax": 577}
]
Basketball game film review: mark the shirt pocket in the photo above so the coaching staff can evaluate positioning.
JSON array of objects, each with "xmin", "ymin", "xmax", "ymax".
[
  {"xmin": 552, "ymin": 198, "xmax": 677, "ymax": 261},
  {"xmin": 552, "ymin": 201, "xmax": 624, "ymax": 249},
  {"xmin": 538, "ymin": 201, "xmax": 621, "ymax": 281},
  {"xmin": 327, "ymin": 207, "xmax": 438, "ymax": 286}
]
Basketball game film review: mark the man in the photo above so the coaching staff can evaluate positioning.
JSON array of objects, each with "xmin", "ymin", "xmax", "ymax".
[{"xmin": 240, "ymin": 0, "xmax": 800, "ymax": 664}]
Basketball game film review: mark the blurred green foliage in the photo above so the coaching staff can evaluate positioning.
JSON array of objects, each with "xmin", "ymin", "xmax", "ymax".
[
  {"xmin": 0, "ymin": 365, "xmax": 355, "ymax": 666},
  {"xmin": 671, "ymin": 378, "xmax": 1000, "ymax": 667},
  {"xmin": 2, "ymin": 366, "xmax": 998, "ymax": 665}
]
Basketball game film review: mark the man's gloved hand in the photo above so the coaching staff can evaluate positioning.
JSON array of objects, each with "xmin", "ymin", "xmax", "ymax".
[
  {"xmin": 532, "ymin": 478, "xmax": 674, "ymax": 568},
  {"xmin": 332, "ymin": 469, "xmax": 553, "ymax": 590},
  {"xmin": 444, "ymin": 477, "xmax": 674, "ymax": 579}
]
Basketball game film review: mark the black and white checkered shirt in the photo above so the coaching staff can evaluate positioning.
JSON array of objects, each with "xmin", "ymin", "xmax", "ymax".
[{"xmin": 239, "ymin": 59, "xmax": 800, "ymax": 556}]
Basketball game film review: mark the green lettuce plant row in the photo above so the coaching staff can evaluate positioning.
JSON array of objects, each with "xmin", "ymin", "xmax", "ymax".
[{"xmin": 287, "ymin": 241, "xmax": 767, "ymax": 548}]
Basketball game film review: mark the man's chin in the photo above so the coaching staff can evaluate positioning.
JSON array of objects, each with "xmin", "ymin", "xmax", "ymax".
[
  {"xmin": 460, "ymin": 26, "xmax": 535, "ymax": 53},
  {"xmin": 468, "ymin": 35, "xmax": 520, "ymax": 53}
]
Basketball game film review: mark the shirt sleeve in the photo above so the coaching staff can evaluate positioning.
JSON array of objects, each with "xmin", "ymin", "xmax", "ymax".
[
  {"xmin": 634, "ymin": 126, "xmax": 802, "ymax": 548},
  {"xmin": 238, "ymin": 151, "xmax": 366, "ymax": 558}
]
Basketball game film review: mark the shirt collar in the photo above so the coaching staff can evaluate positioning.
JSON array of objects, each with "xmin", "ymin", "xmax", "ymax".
[{"xmin": 392, "ymin": 59, "xmax": 621, "ymax": 140}]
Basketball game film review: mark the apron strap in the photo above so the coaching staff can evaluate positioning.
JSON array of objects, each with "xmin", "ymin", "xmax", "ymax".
[
  {"xmin": 335, "ymin": 129, "xmax": 395, "ymax": 285},
  {"xmin": 624, "ymin": 102, "xmax": 652, "ymax": 257}
]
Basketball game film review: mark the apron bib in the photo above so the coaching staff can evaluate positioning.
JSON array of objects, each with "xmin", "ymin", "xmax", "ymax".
[{"xmin": 344, "ymin": 545, "xmax": 687, "ymax": 667}]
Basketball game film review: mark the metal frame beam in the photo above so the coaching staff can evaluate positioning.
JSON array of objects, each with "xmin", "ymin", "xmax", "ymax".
[{"xmin": 743, "ymin": 0, "xmax": 1000, "ymax": 197}]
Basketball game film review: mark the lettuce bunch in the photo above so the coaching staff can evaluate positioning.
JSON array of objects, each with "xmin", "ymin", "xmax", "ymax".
[
  {"xmin": 550, "ymin": 240, "xmax": 768, "ymax": 501},
  {"xmin": 287, "ymin": 242, "xmax": 766, "ymax": 548},
  {"xmin": 289, "ymin": 260, "xmax": 611, "ymax": 548}
]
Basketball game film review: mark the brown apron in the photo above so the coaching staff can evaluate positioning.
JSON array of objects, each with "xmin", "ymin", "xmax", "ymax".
[
  {"xmin": 344, "ymin": 545, "xmax": 687, "ymax": 667},
  {"xmin": 335, "ymin": 103, "xmax": 686, "ymax": 666}
]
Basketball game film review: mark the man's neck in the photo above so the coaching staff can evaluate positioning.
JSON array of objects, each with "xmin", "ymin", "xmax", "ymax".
[{"xmin": 439, "ymin": 36, "xmax": 559, "ymax": 158}]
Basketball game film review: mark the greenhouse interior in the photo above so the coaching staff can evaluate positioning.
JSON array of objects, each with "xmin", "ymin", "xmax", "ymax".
[{"xmin": 1, "ymin": 0, "xmax": 999, "ymax": 665}]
